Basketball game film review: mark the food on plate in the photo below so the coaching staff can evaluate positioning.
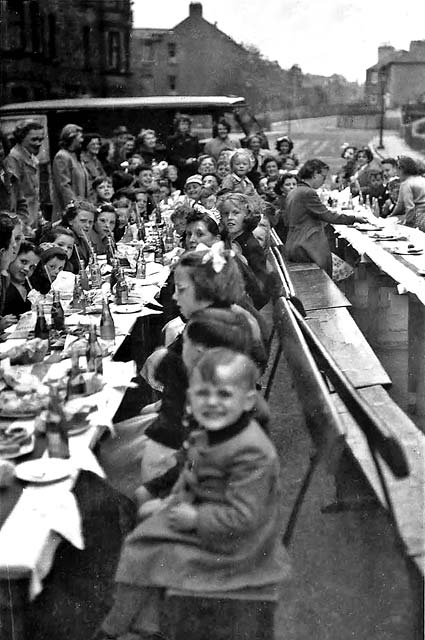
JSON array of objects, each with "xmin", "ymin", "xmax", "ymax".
[
  {"xmin": 0, "ymin": 425, "xmax": 31, "ymax": 455},
  {"xmin": 2, "ymin": 338, "xmax": 49, "ymax": 365}
]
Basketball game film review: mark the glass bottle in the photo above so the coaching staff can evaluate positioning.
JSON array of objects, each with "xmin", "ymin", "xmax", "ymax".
[
  {"xmin": 154, "ymin": 237, "xmax": 164, "ymax": 265},
  {"xmin": 71, "ymin": 275, "xmax": 87, "ymax": 312},
  {"xmin": 106, "ymin": 236, "xmax": 116, "ymax": 265},
  {"xmin": 34, "ymin": 302, "xmax": 50, "ymax": 341},
  {"xmin": 100, "ymin": 298, "xmax": 115, "ymax": 341},
  {"xmin": 163, "ymin": 224, "xmax": 175, "ymax": 252},
  {"xmin": 67, "ymin": 349, "xmax": 86, "ymax": 398},
  {"xmin": 86, "ymin": 325, "xmax": 103, "ymax": 375},
  {"xmin": 46, "ymin": 384, "xmax": 70, "ymax": 459},
  {"xmin": 79, "ymin": 259, "xmax": 89, "ymax": 291},
  {"xmin": 115, "ymin": 268, "xmax": 129, "ymax": 305},
  {"xmin": 135, "ymin": 250, "xmax": 146, "ymax": 279},
  {"xmin": 89, "ymin": 254, "xmax": 102, "ymax": 289},
  {"xmin": 51, "ymin": 291, "xmax": 65, "ymax": 331},
  {"xmin": 110, "ymin": 257, "xmax": 120, "ymax": 293}
]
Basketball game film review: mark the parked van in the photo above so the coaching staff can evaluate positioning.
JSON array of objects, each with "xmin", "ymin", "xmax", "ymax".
[{"xmin": 0, "ymin": 95, "xmax": 266, "ymax": 208}]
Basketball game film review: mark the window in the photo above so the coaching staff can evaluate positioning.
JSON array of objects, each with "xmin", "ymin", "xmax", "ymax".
[
  {"xmin": 107, "ymin": 30, "xmax": 121, "ymax": 70},
  {"xmin": 141, "ymin": 40, "xmax": 154, "ymax": 61},
  {"xmin": 3, "ymin": 0, "xmax": 26, "ymax": 51},
  {"xmin": 168, "ymin": 75, "xmax": 177, "ymax": 92},
  {"xmin": 83, "ymin": 26, "xmax": 91, "ymax": 69},
  {"xmin": 30, "ymin": 0, "xmax": 41, "ymax": 54},
  {"xmin": 168, "ymin": 42, "xmax": 176, "ymax": 61},
  {"xmin": 370, "ymin": 71, "xmax": 378, "ymax": 85}
]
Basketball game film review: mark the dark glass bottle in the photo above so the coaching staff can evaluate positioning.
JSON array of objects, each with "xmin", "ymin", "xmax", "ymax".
[
  {"xmin": 115, "ymin": 268, "xmax": 129, "ymax": 305},
  {"xmin": 135, "ymin": 250, "xmax": 146, "ymax": 279},
  {"xmin": 34, "ymin": 302, "xmax": 50, "ymax": 341},
  {"xmin": 86, "ymin": 325, "xmax": 103, "ymax": 374},
  {"xmin": 46, "ymin": 384, "xmax": 70, "ymax": 459},
  {"xmin": 110, "ymin": 257, "xmax": 120, "ymax": 293},
  {"xmin": 66, "ymin": 349, "xmax": 86, "ymax": 398},
  {"xmin": 89, "ymin": 254, "xmax": 102, "ymax": 289},
  {"xmin": 51, "ymin": 291, "xmax": 65, "ymax": 331},
  {"xmin": 100, "ymin": 298, "xmax": 115, "ymax": 341},
  {"xmin": 79, "ymin": 259, "xmax": 89, "ymax": 291}
]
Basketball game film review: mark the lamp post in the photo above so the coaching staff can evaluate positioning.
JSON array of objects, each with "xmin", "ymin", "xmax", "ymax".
[{"xmin": 377, "ymin": 66, "xmax": 387, "ymax": 150}]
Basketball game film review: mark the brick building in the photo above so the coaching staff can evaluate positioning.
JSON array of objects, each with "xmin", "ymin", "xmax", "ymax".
[
  {"xmin": 0, "ymin": 0, "xmax": 132, "ymax": 104},
  {"xmin": 129, "ymin": 27, "xmax": 178, "ymax": 96},
  {"xmin": 365, "ymin": 41, "xmax": 425, "ymax": 109}
]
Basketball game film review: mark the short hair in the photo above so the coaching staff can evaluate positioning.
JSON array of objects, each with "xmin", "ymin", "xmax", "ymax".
[
  {"xmin": 137, "ymin": 129, "xmax": 156, "ymax": 144},
  {"xmin": 112, "ymin": 170, "xmax": 134, "ymax": 192},
  {"xmin": 217, "ymin": 192, "xmax": 261, "ymax": 233},
  {"xmin": 298, "ymin": 159, "xmax": 329, "ymax": 180},
  {"xmin": 213, "ymin": 117, "xmax": 231, "ymax": 136},
  {"xmin": 134, "ymin": 164, "xmax": 153, "ymax": 176},
  {"xmin": 261, "ymin": 156, "xmax": 279, "ymax": 173},
  {"xmin": 246, "ymin": 134, "xmax": 263, "ymax": 149},
  {"xmin": 186, "ymin": 308, "xmax": 253, "ymax": 354},
  {"xmin": 397, "ymin": 156, "xmax": 419, "ymax": 177},
  {"xmin": 95, "ymin": 203, "xmax": 116, "ymax": 222},
  {"xmin": 355, "ymin": 147, "xmax": 373, "ymax": 163},
  {"xmin": 61, "ymin": 200, "xmax": 97, "ymax": 226},
  {"xmin": 15, "ymin": 240, "xmax": 39, "ymax": 257},
  {"xmin": 197, "ymin": 155, "xmax": 217, "ymax": 171},
  {"xmin": 186, "ymin": 209, "xmax": 221, "ymax": 236},
  {"xmin": 177, "ymin": 248, "xmax": 245, "ymax": 306},
  {"xmin": 81, "ymin": 133, "xmax": 101, "ymax": 151},
  {"xmin": 93, "ymin": 176, "xmax": 113, "ymax": 191},
  {"xmin": 175, "ymin": 114, "xmax": 192, "ymax": 129},
  {"xmin": 382, "ymin": 157, "xmax": 397, "ymax": 167},
  {"xmin": 229, "ymin": 149, "xmax": 252, "ymax": 171},
  {"xmin": 39, "ymin": 245, "xmax": 67, "ymax": 264},
  {"xmin": 12, "ymin": 119, "xmax": 44, "ymax": 143},
  {"xmin": 191, "ymin": 348, "xmax": 258, "ymax": 391},
  {"xmin": 40, "ymin": 226, "xmax": 74, "ymax": 243},
  {"xmin": 0, "ymin": 214, "xmax": 15, "ymax": 251}
]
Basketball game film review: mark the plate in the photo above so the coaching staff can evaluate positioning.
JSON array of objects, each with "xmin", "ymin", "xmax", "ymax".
[
  {"xmin": 67, "ymin": 423, "xmax": 92, "ymax": 436},
  {"xmin": 371, "ymin": 234, "xmax": 401, "ymax": 241},
  {"xmin": 15, "ymin": 458, "xmax": 74, "ymax": 483},
  {"xmin": 354, "ymin": 223, "xmax": 384, "ymax": 232},
  {"xmin": 392, "ymin": 248, "xmax": 424, "ymax": 255},
  {"xmin": 0, "ymin": 409, "xmax": 39, "ymax": 419},
  {"xmin": 113, "ymin": 303, "xmax": 143, "ymax": 314},
  {"xmin": 0, "ymin": 435, "xmax": 35, "ymax": 460}
]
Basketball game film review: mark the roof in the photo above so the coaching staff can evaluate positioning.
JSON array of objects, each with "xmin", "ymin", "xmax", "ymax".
[{"xmin": 0, "ymin": 96, "xmax": 246, "ymax": 113}]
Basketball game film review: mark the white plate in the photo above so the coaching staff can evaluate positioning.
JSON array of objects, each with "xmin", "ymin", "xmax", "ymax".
[
  {"xmin": 0, "ymin": 436, "xmax": 35, "ymax": 460},
  {"xmin": 15, "ymin": 458, "xmax": 74, "ymax": 483},
  {"xmin": 354, "ymin": 223, "xmax": 384, "ymax": 232},
  {"xmin": 392, "ymin": 248, "xmax": 424, "ymax": 255},
  {"xmin": 113, "ymin": 303, "xmax": 143, "ymax": 314}
]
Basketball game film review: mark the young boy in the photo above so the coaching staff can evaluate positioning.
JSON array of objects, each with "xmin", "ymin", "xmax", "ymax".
[{"xmin": 95, "ymin": 348, "xmax": 289, "ymax": 640}]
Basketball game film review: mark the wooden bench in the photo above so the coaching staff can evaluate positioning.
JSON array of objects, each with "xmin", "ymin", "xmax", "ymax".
[
  {"xmin": 289, "ymin": 265, "xmax": 351, "ymax": 312},
  {"xmin": 163, "ymin": 585, "xmax": 279, "ymax": 640}
]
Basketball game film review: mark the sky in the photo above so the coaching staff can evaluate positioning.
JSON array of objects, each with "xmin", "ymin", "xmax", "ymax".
[{"xmin": 132, "ymin": 0, "xmax": 425, "ymax": 83}]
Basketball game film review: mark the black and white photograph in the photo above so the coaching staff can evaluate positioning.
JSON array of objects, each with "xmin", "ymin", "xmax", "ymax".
[{"xmin": 0, "ymin": 1, "xmax": 424, "ymax": 638}]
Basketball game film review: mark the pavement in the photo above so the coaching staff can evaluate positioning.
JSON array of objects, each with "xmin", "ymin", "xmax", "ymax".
[{"xmin": 370, "ymin": 131, "xmax": 425, "ymax": 163}]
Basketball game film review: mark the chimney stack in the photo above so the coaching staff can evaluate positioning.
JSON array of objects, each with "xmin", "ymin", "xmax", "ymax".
[
  {"xmin": 189, "ymin": 3, "xmax": 203, "ymax": 19},
  {"xmin": 378, "ymin": 45, "xmax": 395, "ymax": 63}
]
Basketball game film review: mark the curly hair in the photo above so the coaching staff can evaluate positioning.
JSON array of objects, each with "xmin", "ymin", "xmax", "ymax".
[
  {"xmin": 177, "ymin": 248, "xmax": 245, "ymax": 306},
  {"xmin": 397, "ymin": 156, "xmax": 420, "ymax": 177},
  {"xmin": 60, "ymin": 200, "xmax": 97, "ymax": 226},
  {"xmin": 217, "ymin": 193, "xmax": 261, "ymax": 233}
]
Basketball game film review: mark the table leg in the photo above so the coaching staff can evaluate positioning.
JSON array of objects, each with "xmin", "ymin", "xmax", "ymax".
[
  {"xmin": 0, "ymin": 577, "xmax": 29, "ymax": 640},
  {"xmin": 408, "ymin": 295, "xmax": 425, "ymax": 416}
]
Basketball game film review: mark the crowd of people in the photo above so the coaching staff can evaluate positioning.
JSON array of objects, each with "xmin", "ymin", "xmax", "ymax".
[{"xmin": 1, "ymin": 112, "xmax": 425, "ymax": 639}]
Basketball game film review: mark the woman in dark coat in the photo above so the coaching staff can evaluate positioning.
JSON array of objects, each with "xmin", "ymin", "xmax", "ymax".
[
  {"xmin": 166, "ymin": 115, "xmax": 201, "ymax": 189},
  {"xmin": 285, "ymin": 159, "xmax": 367, "ymax": 275}
]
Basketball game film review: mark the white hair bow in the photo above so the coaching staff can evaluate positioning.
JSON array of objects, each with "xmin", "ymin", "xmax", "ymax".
[{"xmin": 195, "ymin": 241, "xmax": 232, "ymax": 273}]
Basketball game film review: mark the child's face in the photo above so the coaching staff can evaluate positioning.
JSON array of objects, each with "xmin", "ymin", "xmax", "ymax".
[
  {"xmin": 265, "ymin": 161, "xmax": 279, "ymax": 177},
  {"xmin": 45, "ymin": 256, "xmax": 66, "ymax": 281},
  {"xmin": 369, "ymin": 174, "xmax": 383, "ymax": 189},
  {"xmin": 95, "ymin": 211, "xmax": 116, "ymax": 236},
  {"xmin": 115, "ymin": 207, "xmax": 129, "ymax": 227},
  {"xmin": 96, "ymin": 180, "xmax": 113, "ymax": 201},
  {"xmin": 222, "ymin": 200, "xmax": 246, "ymax": 237},
  {"xmin": 173, "ymin": 265, "xmax": 205, "ymax": 319},
  {"xmin": 167, "ymin": 165, "xmax": 178, "ymax": 182},
  {"xmin": 202, "ymin": 175, "xmax": 219, "ymax": 192},
  {"xmin": 185, "ymin": 182, "xmax": 202, "ymax": 200},
  {"xmin": 135, "ymin": 192, "xmax": 148, "ymax": 213},
  {"xmin": 159, "ymin": 185, "xmax": 171, "ymax": 200},
  {"xmin": 232, "ymin": 156, "xmax": 250, "ymax": 177},
  {"xmin": 185, "ymin": 220, "xmax": 218, "ymax": 250},
  {"xmin": 54, "ymin": 234, "xmax": 74, "ymax": 259},
  {"xmin": 9, "ymin": 251, "xmax": 39, "ymax": 284},
  {"xmin": 189, "ymin": 366, "xmax": 254, "ymax": 431},
  {"xmin": 128, "ymin": 155, "xmax": 143, "ymax": 173},
  {"xmin": 283, "ymin": 158, "xmax": 296, "ymax": 171},
  {"xmin": 283, "ymin": 177, "xmax": 297, "ymax": 192},
  {"xmin": 216, "ymin": 163, "xmax": 230, "ymax": 179},
  {"xmin": 198, "ymin": 158, "xmax": 216, "ymax": 175},
  {"xmin": 253, "ymin": 225, "xmax": 268, "ymax": 250},
  {"xmin": 138, "ymin": 170, "xmax": 153, "ymax": 189},
  {"xmin": 71, "ymin": 210, "xmax": 94, "ymax": 236}
]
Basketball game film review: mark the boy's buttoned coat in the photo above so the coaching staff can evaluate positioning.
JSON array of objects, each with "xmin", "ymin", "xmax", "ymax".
[
  {"xmin": 115, "ymin": 419, "xmax": 290, "ymax": 593},
  {"xmin": 285, "ymin": 181, "xmax": 356, "ymax": 274}
]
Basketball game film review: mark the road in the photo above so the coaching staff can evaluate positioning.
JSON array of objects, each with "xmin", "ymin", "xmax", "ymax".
[{"xmin": 266, "ymin": 115, "xmax": 375, "ymax": 174}]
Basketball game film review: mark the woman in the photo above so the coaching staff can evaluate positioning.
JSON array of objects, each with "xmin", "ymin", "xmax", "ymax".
[
  {"xmin": 204, "ymin": 117, "xmax": 240, "ymax": 160},
  {"xmin": 0, "ymin": 130, "xmax": 28, "ymax": 224},
  {"xmin": 52, "ymin": 124, "xmax": 89, "ymax": 221},
  {"xmin": 61, "ymin": 200, "xmax": 96, "ymax": 271},
  {"xmin": 136, "ymin": 129, "xmax": 165, "ymax": 166},
  {"xmin": 166, "ymin": 115, "xmax": 201, "ymax": 189},
  {"xmin": 80, "ymin": 133, "xmax": 106, "ymax": 200},
  {"xmin": 3, "ymin": 241, "xmax": 40, "ymax": 317},
  {"xmin": 391, "ymin": 156, "xmax": 425, "ymax": 229},
  {"xmin": 90, "ymin": 204, "xmax": 116, "ymax": 254},
  {"xmin": 246, "ymin": 133, "xmax": 268, "ymax": 188},
  {"xmin": 258, "ymin": 156, "xmax": 281, "ymax": 196},
  {"xmin": 30, "ymin": 244, "xmax": 68, "ymax": 295},
  {"xmin": 350, "ymin": 147, "xmax": 381, "ymax": 197}
]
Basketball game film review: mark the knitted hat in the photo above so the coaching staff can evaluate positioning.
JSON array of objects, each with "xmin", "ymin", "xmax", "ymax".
[{"xmin": 185, "ymin": 174, "xmax": 203, "ymax": 186}]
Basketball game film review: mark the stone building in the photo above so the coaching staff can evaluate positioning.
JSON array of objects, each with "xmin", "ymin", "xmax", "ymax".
[
  {"xmin": 365, "ymin": 41, "xmax": 425, "ymax": 109},
  {"xmin": 130, "ymin": 27, "xmax": 178, "ymax": 96},
  {"xmin": 0, "ymin": 0, "xmax": 132, "ymax": 104}
]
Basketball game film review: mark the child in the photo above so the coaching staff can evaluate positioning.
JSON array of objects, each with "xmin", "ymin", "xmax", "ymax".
[
  {"xmin": 96, "ymin": 348, "xmax": 290, "ymax": 640},
  {"xmin": 183, "ymin": 174, "xmax": 203, "ymax": 202},
  {"xmin": 216, "ymin": 159, "xmax": 231, "ymax": 183},
  {"xmin": 220, "ymin": 149, "xmax": 256, "ymax": 196},
  {"xmin": 30, "ymin": 244, "xmax": 67, "ymax": 294},
  {"xmin": 93, "ymin": 176, "xmax": 114, "ymax": 205},
  {"xmin": 381, "ymin": 176, "xmax": 400, "ymax": 218},
  {"xmin": 39, "ymin": 226, "xmax": 75, "ymax": 273}
]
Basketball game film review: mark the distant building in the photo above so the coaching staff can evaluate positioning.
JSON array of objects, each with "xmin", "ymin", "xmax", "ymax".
[
  {"xmin": 129, "ymin": 28, "xmax": 178, "ymax": 96},
  {"xmin": 365, "ymin": 41, "xmax": 425, "ymax": 109},
  {"xmin": 1, "ymin": 0, "xmax": 132, "ymax": 104}
]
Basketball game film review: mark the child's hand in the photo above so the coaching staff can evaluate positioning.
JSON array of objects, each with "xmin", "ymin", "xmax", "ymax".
[
  {"xmin": 168, "ymin": 502, "xmax": 198, "ymax": 531},
  {"xmin": 135, "ymin": 485, "xmax": 153, "ymax": 508}
]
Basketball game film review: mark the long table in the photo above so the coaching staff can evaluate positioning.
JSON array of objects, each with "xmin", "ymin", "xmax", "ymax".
[{"xmin": 0, "ymin": 266, "xmax": 167, "ymax": 639}]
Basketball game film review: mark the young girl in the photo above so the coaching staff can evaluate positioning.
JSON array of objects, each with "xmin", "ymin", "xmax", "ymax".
[
  {"xmin": 90, "ymin": 204, "xmax": 117, "ymax": 254},
  {"xmin": 3, "ymin": 241, "xmax": 40, "ymax": 317},
  {"xmin": 218, "ymin": 193, "xmax": 270, "ymax": 308},
  {"xmin": 220, "ymin": 149, "xmax": 256, "ymax": 196},
  {"xmin": 39, "ymin": 226, "xmax": 75, "ymax": 272},
  {"xmin": 30, "ymin": 244, "xmax": 68, "ymax": 295},
  {"xmin": 96, "ymin": 348, "xmax": 289, "ymax": 640},
  {"xmin": 61, "ymin": 200, "xmax": 96, "ymax": 270}
]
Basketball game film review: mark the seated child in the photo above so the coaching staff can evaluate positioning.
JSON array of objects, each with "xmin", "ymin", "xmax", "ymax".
[
  {"xmin": 219, "ymin": 150, "xmax": 256, "ymax": 196},
  {"xmin": 31, "ymin": 244, "xmax": 68, "ymax": 294},
  {"xmin": 96, "ymin": 348, "xmax": 290, "ymax": 640}
]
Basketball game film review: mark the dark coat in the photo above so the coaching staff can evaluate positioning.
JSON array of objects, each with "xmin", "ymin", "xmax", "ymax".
[
  {"xmin": 3, "ymin": 282, "xmax": 31, "ymax": 317},
  {"xmin": 4, "ymin": 144, "xmax": 38, "ymax": 226},
  {"xmin": 285, "ymin": 181, "xmax": 356, "ymax": 274},
  {"xmin": 234, "ymin": 230, "xmax": 270, "ymax": 308},
  {"xmin": 0, "ymin": 168, "xmax": 28, "ymax": 222},
  {"xmin": 52, "ymin": 149, "xmax": 89, "ymax": 221},
  {"xmin": 165, "ymin": 132, "xmax": 201, "ymax": 188},
  {"xmin": 115, "ymin": 418, "xmax": 290, "ymax": 593}
]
